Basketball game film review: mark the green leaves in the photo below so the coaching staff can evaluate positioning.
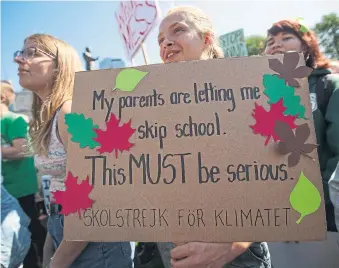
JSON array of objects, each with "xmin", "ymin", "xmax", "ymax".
[
  {"xmin": 263, "ymin": 74, "xmax": 306, "ymax": 119},
  {"xmin": 113, "ymin": 68, "xmax": 148, "ymax": 92},
  {"xmin": 299, "ymin": 25, "xmax": 309, "ymax": 33},
  {"xmin": 263, "ymin": 74, "xmax": 294, "ymax": 102},
  {"xmin": 290, "ymin": 172, "xmax": 321, "ymax": 224},
  {"xmin": 296, "ymin": 17, "xmax": 310, "ymax": 33},
  {"xmin": 283, "ymin": 94, "xmax": 306, "ymax": 119},
  {"xmin": 65, "ymin": 113, "xmax": 99, "ymax": 149}
]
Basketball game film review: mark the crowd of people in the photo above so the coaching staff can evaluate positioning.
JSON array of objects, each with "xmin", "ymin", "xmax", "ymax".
[{"xmin": 1, "ymin": 5, "xmax": 338, "ymax": 268}]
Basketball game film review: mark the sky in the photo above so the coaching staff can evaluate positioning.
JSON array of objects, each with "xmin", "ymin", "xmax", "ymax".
[{"xmin": 1, "ymin": 0, "xmax": 339, "ymax": 92}]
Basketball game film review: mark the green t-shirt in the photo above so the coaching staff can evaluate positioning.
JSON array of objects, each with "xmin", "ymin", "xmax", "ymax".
[{"xmin": 1, "ymin": 112, "xmax": 38, "ymax": 198}]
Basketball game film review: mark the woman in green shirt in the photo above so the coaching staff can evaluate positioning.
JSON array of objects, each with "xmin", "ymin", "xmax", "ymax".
[{"xmin": 1, "ymin": 81, "xmax": 46, "ymax": 268}]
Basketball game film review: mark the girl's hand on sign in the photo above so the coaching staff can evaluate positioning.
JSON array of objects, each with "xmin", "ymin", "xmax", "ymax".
[
  {"xmin": 173, "ymin": 241, "xmax": 187, "ymax": 246},
  {"xmin": 170, "ymin": 242, "xmax": 252, "ymax": 268},
  {"xmin": 330, "ymin": 61, "xmax": 339, "ymax": 74}
]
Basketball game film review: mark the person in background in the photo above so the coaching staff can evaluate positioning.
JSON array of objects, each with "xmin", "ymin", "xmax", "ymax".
[
  {"xmin": 1, "ymin": 81, "xmax": 46, "ymax": 268},
  {"xmin": 1, "ymin": 150, "xmax": 31, "ymax": 268},
  {"xmin": 264, "ymin": 19, "xmax": 339, "ymax": 268},
  {"xmin": 264, "ymin": 19, "xmax": 339, "ymax": 233},
  {"xmin": 1, "ymin": 183, "xmax": 31, "ymax": 268},
  {"xmin": 156, "ymin": 6, "xmax": 271, "ymax": 268},
  {"xmin": 14, "ymin": 33, "xmax": 133, "ymax": 268}
]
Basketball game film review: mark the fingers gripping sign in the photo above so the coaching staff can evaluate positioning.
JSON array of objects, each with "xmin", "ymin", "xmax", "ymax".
[{"xmin": 170, "ymin": 242, "xmax": 235, "ymax": 268}]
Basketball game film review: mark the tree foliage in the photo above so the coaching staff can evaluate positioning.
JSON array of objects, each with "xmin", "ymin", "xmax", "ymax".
[
  {"xmin": 246, "ymin": 35, "xmax": 266, "ymax": 56},
  {"xmin": 313, "ymin": 13, "xmax": 339, "ymax": 59}
]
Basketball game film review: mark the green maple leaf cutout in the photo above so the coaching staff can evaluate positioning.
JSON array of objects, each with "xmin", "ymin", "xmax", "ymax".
[
  {"xmin": 300, "ymin": 25, "xmax": 309, "ymax": 33},
  {"xmin": 290, "ymin": 172, "xmax": 321, "ymax": 224},
  {"xmin": 283, "ymin": 94, "xmax": 306, "ymax": 119},
  {"xmin": 65, "ymin": 113, "xmax": 99, "ymax": 149},
  {"xmin": 296, "ymin": 17, "xmax": 309, "ymax": 33},
  {"xmin": 112, "ymin": 68, "xmax": 149, "ymax": 92},
  {"xmin": 263, "ymin": 74, "xmax": 307, "ymax": 119}
]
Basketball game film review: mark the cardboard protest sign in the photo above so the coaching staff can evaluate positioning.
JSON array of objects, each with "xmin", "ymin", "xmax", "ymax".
[
  {"xmin": 61, "ymin": 52, "xmax": 326, "ymax": 242},
  {"xmin": 220, "ymin": 29, "xmax": 248, "ymax": 57}
]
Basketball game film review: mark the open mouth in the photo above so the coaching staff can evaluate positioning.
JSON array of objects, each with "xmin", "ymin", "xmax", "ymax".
[
  {"xmin": 166, "ymin": 51, "xmax": 180, "ymax": 61},
  {"xmin": 272, "ymin": 51, "xmax": 284, "ymax": 55}
]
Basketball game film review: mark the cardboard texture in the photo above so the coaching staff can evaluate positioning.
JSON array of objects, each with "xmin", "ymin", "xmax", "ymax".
[{"xmin": 63, "ymin": 54, "xmax": 326, "ymax": 242}]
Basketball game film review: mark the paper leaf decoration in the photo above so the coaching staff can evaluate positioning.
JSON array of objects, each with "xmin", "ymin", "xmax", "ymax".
[
  {"xmin": 113, "ymin": 68, "xmax": 148, "ymax": 92},
  {"xmin": 300, "ymin": 25, "xmax": 309, "ymax": 33},
  {"xmin": 65, "ymin": 113, "xmax": 99, "ymax": 149},
  {"xmin": 54, "ymin": 171, "xmax": 94, "ymax": 217},
  {"xmin": 296, "ymin": 17, "xmax": 310, "ymax": 33},
  {"xmin": 263, "ymin": 74, "xmax": 306, "ymax": 119},
  {"xmin": 290, "ymin": 172, "xmax": 321, "ymax": 224},
  {"xmin": 268, "ymin": 52, "xmax": 313, "ymax": 87},
  {"xmin": 275, "ymin": 121, "xmax": 317, "ymax": 167},
  {"xmin": 94, "ymin": 112, "xmax": 135, "ymax": 157},
  {"xmin": 250, "ymin": 99, "xmax": 297, "ymax": 145}
]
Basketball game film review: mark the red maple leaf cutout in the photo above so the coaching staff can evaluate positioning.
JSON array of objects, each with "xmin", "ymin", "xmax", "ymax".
[
  {"xmin": 94, "ymin": 113, "xmax": 136, "ymax": 158},
  {"xmin": 250, "ymin": 99, "xmax": 298, "ymax": 145},
  {"xmin": 53, "ymin": 171, "xmax": 94, "ymax": 217}
]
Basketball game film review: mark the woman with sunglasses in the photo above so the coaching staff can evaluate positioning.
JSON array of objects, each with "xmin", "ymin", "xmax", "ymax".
[{"xmin": 14, "ymin": 34, "xmax": 133, "ymax": 268}]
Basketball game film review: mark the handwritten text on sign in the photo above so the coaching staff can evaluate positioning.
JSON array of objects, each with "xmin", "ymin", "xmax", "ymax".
[{"xmin": 64, "ymin": 56, "xmax": 326, "ymax": 243}]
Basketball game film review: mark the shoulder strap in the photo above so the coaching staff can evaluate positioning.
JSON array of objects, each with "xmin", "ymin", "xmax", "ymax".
[{"xmin": 53, "ymin": 103, "xmax": 66, "ymax": 144}]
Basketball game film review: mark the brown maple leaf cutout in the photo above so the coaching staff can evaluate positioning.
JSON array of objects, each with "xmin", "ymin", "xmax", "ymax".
[
  {"xmin": 268, "ymin": 52, "xmax": 313, "ymax": 87},
  {"xmin": 274, "ymin": 121, "xmax": 317, "ymax": 167}
]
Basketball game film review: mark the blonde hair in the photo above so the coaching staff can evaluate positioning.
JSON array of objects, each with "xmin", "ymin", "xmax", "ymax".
[
  {"xmin": 27, "ymin": 34, "xmax": 83, "ymax": 156},
  {"xmin": 167, "ymin": 6, "xmax": 224, "ymax": 59},
  {"xmin": 1, "ymin": 81, "xmax": 14, "ymax": 106}
]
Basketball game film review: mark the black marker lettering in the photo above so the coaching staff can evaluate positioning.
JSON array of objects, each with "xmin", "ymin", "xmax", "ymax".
[
  {"xmin": 133, "ymin": 209, "xmax": 141, "ymax": 227},
  {"xmin": 150, "ymin": 209, "xmax": 156, "ymax": 227},
  {"xmin": 93, "ymin": 90, "xmax": 105, "ymax": 110},
  {"xmin": 83, "ymin": 209, "xmax": 92, "ymax": 226},
  {"xmin": 84, "ymin": 155, "xmax": 105, "ymax": 186},
  {"xmin": 215, "ymin": 210, "xmax": 224, "ymax": 226},
  {"xmin": 197, "ymin": 209, "xmax": 205, "ymax": 227},
  {"xmin": 159, "ymin": 209, "xmax": 169, "ymax": 227},
  {"xmin": 100, "ymin": 210, "xmax": 109, "ymax": 226},
  {"xmin": 178, "ymin": 209, "xmax": 184, "ymax": 226},
  {"xmin": 116, "ymin": 209, "xmax": 124, "ymax": 227}
]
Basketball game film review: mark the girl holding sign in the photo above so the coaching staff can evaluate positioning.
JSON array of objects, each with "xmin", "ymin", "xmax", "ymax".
[
  {"xmin": 264, "ymin": 19, "xmax": 339, "ymax": 267},
  {"xmin": 14, "ymin": 34, "xmax": 133, "ymax": 268},
  {"xmin": 264, "ymin": 19, "xmax": 339, "ymax": 233},
  {"xmin": 156, "ymin": 6, "xmax": 271, "ymax": 268}
]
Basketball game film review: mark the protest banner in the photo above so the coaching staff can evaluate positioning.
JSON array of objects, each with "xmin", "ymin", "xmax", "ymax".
[
  {"xmin": 60, "ymin": 52, "xmax": 326, "ymax": 242},
  {"xmin": 115, "ymin": 0, "xmax": 159, "ymax": 63},
  {"xmin": 220, "ymin": 29, "xmax": 249, "ymax": 57}
]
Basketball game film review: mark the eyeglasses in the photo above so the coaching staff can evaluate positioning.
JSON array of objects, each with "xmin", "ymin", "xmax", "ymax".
[{"xmin": 14, "ymin": 47, "xmax": 56, "ymax": 61}]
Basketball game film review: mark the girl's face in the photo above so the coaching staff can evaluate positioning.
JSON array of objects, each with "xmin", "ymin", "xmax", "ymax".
[
  {"xmin": 14, "ymin": 39, "xmax": 56, "ymax": 94},
  {"xmin": 265, "ymin": 32, "xmax": 303, "ymax": 55},
  {"xmin": 158, "ymin": 12, "xmax": 209, "ymax": 63}
]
